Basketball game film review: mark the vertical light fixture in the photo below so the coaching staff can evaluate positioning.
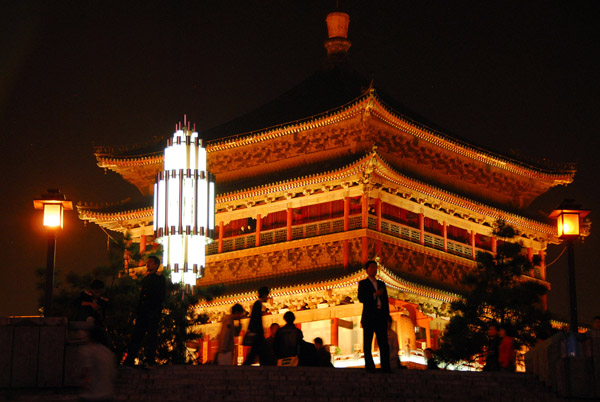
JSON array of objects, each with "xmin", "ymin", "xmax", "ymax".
[
  {"xmin": 154, "ymin": 117, "xmax": 215, "ymax": 288},
  {"xmin": 33, "ymin": 189, "xmax": 73, "ymax": 315},
  {"xmin": 549, "ymin": 200, "xmax": 590, "ymax": 356}
]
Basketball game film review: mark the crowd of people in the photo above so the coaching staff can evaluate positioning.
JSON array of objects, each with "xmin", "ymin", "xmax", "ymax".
[{"xmin": 75, "ymin": 256, "xmax": 600, "ymax": 399}]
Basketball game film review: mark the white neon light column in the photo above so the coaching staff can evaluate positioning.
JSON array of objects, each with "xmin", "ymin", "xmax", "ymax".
[{"xmin": 153, "ymin": 120, "xmax": 215, "ymax": 287}]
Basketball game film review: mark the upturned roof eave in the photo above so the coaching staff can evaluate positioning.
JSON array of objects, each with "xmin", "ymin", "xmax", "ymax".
[
  {"xmin": 194, "ymin": 265, "xmax": 460, "ymax": 309},
  {"xmin": 217, "ymin": 150, "xmax": 557, "ymax": 236}
]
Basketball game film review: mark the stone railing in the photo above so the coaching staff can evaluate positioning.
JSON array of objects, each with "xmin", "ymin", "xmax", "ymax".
[{"xmin": 525, "ymin": 330, "xmax": 600, "ymax": 399}]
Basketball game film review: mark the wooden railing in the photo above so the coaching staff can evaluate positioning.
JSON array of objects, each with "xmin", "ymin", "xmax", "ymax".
[{"xmin": 206, "ymin": 215, "xmax": 541, "ymax": 279}]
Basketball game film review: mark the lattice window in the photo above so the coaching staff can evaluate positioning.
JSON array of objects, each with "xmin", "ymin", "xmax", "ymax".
[
  {"xmin": 274, "ymin": 229, "xmax": 287, "ymax": 243},
  {"xmin": 292, "ymin": 227, "xmax": 304, "ymax": 240},
  {"xmin": 260, "ymin": 232, "xmax": 274, "ymax": 245},
  {"xmin": 234, "ymin": 237, "xmax": 245, "ymax": 250},
  {"xmin": 349, "ymin": 216, "xmax": 362, "ymax": 230},
  {"xmin": 306, "ymin": 224, "xmax": 317, "ymax": 238},
  {"xmin": 534, "ymin": 267, "xmax": 541, "ymax": 279},
  {"xmin": 332, "ymin": 219, "xmax": 344, "ymax": 233},
  {"xmin": 381, "ymin": 221, "xmax": 390, "ymax": 233},
  {"xmin": 463, "ymin": 247, "xmax": 472, "ymax": 257},
  {"xmin": 206, "ymin": 242, "xmax": 218, "ymax": 255},
  {"xmin": 424, "ymin": 234, "xmax": 434, "ymax": 246},
  {"xmin": 368, "ymin": 216, "xmax": 377, "ymax": 230},
  {"xmin": 223, "ymin": 239, "xmax": 233, "ymax": 252},
  {"xmin": 319, "ymin": 222, "xmax": 331, "ymax": 235},
  {"xmin": 434, "ymin": 237, "xmax": 444, "ymax": 249},
  {"xmin": 247, "ymin": 235, "xmax": 256, "ymax": 248},
  {"xmin": 410, "ymin": 229, "xmax": 420, "ymax": 243}
]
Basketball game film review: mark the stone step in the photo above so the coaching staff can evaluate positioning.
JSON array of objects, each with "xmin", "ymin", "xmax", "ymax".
[{"xmin": 2, "ymin": 366, "xmax": 570, "ymax": 402}]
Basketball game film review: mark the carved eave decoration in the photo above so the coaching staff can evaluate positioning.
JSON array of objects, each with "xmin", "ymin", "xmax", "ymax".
[
  {"xmin": 77, "ymin": 202, "xmax": 153, "ymax": 233},
  {"xmin": 94, "ymin": 151, "xmax": 163, "ymax": 196},
  {"xmin": 194, "ymin": 265, "xmax": 460, "ymax": 311},
  {"xmin": 216, "ymin": 150, "xmax": 559, "ymax": 243}
]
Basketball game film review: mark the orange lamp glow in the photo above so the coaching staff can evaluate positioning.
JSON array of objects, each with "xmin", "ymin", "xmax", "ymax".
[
  {"xmin": 549, "ymin": 204, "xmax": 590, "ymax": 239},
  {"xmin": 43, "ymin": 203, "xmax": 63, "ymax": 228},
  {"xmin": 34, "ymin": 189, "xmax": 73, "ymax": 229}
]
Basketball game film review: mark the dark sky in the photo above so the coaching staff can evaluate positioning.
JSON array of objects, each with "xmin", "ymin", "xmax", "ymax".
[{"xmin": 1, "ymin": 1, "xmax": 598, "ymax": 323}]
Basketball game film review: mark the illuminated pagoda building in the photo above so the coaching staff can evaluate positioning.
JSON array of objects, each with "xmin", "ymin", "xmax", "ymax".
[{"xmin": 78, "ymin": 11, "xmax": 575, "ymax": 366}]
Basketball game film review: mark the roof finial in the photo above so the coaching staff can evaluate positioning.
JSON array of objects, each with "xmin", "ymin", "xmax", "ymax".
[{"xmin": 324, "ymin": 11, "xmax": 351, "ymax": 68}]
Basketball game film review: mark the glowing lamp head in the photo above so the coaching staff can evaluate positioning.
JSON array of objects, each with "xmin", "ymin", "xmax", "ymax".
[
  {"xmin": 43, "ymin": 204, "xmax": 63, "ymax": 227},
  {"xmin": 549, "ymin": 202, "xmax": 590, "ymax": 240},
  {"xmin": 33, "ymin": 189, "xmax": 73, "ymax": 229}
]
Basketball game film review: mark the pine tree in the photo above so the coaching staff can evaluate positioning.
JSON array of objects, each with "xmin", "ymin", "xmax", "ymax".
[
  {"xmin": 37, "ymin": 232, "xmax": 213, "ymax": 364},
  {"xmin": 437, "ymin": 220, "xmax": 553, "ymax": 366}
]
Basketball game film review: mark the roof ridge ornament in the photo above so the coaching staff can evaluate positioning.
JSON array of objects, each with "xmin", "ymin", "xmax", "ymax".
[{"xmin": 324, "ymin": 11, "xmax": 351, "ymax": 68}]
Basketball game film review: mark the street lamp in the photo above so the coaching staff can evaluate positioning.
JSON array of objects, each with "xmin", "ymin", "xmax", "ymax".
[
  {"xmin": 33, "ymin": 189, "xmax": 73, "ymax": 316},
  {"xmin": 153, "ymin": 119, "xmax": 215, "ymax": 291},
  {"xmin": 549, "ymin": 200, "xmax": 590, "ymax": 356}
]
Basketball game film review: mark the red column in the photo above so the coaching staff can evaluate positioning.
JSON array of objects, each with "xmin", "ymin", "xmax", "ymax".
[
  {"xmin": 539, "ymin": 250, "xmax": 546, "ymax": 280},
  {"xmin": 419, "ymin": 213, "xmax": 425, "ymax": 245},
  {"xmin": 331, "ymin": 318, "xmax": 339, "ymax": 347},
  {"xmin": 539, "ymin": 250, "xmax": 548, "ymax": 310},
  {"xmin": 255, "ymin": 214, "xmax": 262, "ymax": 247},
  {"xmin": 362, "ymin": 194, "xmax": 368, "ymax": 229},
  {"xmin": 287, "ymin": 207, "xmax": 293, "ymax": 241},
  {"xmin": 442, "ymin": 221, "xmax": 448, "ymax": 252},
  {"xmin": 344, "ymin": 197, "xmax": 350, "ymax": 231},
  {"xmin": 491, "ymin": 236, "xmax": 497, "ymax": 255},
  {"xmin": 218, "ymin": 221, "xmax": 224, "ymax": 253},
  {"xmin": 527, "ymin": 247, "xmax": 535, "ymax": 276},
  {"xmin": 202, "ymin": 338, "xmax": 211, "ymax": 364},
  {"xmin": 344, "ymin": 197, "xmax": 350, "ymax": 270},
  {"xmin": 140, "ymin": 235, "xmax": 147, "ymax": 255},
  {"xmin": 470, "ymin": 230, "xmax": 476, "ymax": 259},
  {"xmin": 376, "ymin": 199, "xmax": 381, "ymax": 232},
  {"xmin": 362, "ymin": 237, "xmax": 368, "ymax": 265}
]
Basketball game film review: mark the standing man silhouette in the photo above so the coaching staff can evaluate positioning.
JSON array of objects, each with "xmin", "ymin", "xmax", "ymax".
[
  {"xmin": 358, "ymin": 260, "xmax": 391, "ymax": 373},
  {"xmin": 124, "ymin": 255, "xmax": 166, "ymax": 367}
]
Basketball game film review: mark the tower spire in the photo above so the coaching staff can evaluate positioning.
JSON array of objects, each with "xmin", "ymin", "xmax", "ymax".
[{"xmin": 324, "ymin": 11, "xmax": 351, "ymax": 68}]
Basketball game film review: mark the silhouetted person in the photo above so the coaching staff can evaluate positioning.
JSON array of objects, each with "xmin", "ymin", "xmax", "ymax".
[
  {"xmin": 124, "ymin": 256, "xmax": 166, "ymax": 367},
  {"xmin": 243, "ymin": 286, "xmax": 270, "ymax": 365},
  {"xmin": 358, "ymin": 260, "xmax": 391, "ymax": 373},
  {"xmin": 75, "ymin": 279, "xmax": 111, "ymax": 347},
  {"xmin": 387, "ymin": 315, "xmax": 402, "ymax": 369},
  {"xmin": 424, "ymin": 348, "xmax": 439, "ymax": 370},
  {"xmin": 274, "ymin": 311, "xmax": 303, "ymax": 362},
  {"xmin": 314, "ymin": 337, "xmax": 333, "ymax": 367},
  {"xmin": 498, "ymin": 326, "xmax": 515, "ymax": 372},
  {"xmin": 264, "ymin": 322, "xmax": 280, "ymax": 366},
  {"xmin": 79, "ymin": 326, "xmax": 116, "ymax": 402},
  {"xmin": 217, "ymin": 303, "xmax": 245, "ymax": 365},
  {"xmin": 483, "ymin": 323, "xmax": 501, "ymax": 372}
]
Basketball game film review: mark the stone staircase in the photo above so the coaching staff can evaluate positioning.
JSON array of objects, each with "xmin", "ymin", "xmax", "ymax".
[{"xmin": 2, "ymin": 366, "xmax": 574, "ymax": 402}]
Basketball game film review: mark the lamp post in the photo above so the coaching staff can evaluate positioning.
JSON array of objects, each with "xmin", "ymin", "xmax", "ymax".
[
  {"xmin": 549, "ymin": 200, "xmax": 590, "ymax": 356},
  {"xmin": 33, "ymin": 189, "xmax": 73, "ymax": 316}
]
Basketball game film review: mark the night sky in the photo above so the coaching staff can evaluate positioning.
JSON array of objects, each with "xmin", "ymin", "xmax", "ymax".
[{"xmin": 1, "ymin": 1, "xmax": 598, "ymax": 323}]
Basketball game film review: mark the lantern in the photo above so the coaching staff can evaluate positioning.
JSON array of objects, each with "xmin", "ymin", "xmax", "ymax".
[
  {"xmin": 154, "ymin": 120, "xmax": 215, "ymax": 287},
  {"xmin": 33, "ymin": 189, "xmax": 73, "ymax": 229}
]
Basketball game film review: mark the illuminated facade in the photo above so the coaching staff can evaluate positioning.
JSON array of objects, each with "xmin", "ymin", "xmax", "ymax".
[{"xmin": 78, "ymin": 11, "xmax": 575, "ymax": 366}]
